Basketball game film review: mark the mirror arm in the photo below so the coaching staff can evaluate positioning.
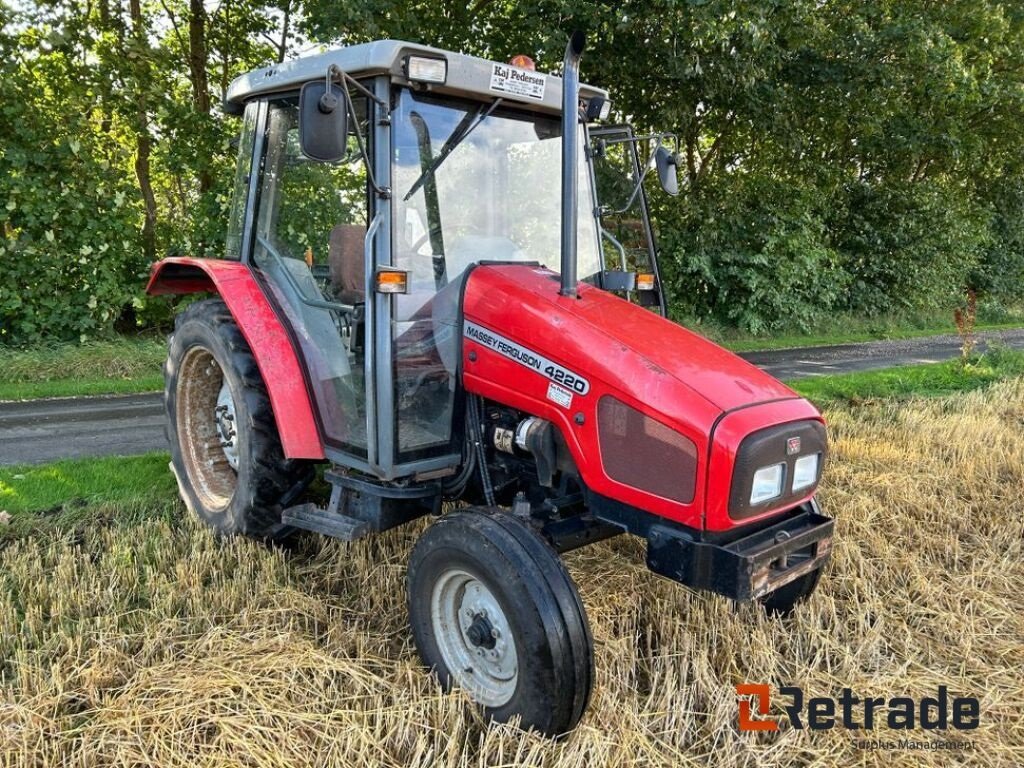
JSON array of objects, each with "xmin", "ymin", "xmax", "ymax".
[
  {"xmin": 328, "ymin": 65, "xmax": 389, "ymax": 117},
  {"xmin": 328, "ymin": 65, "xmax": 391, "ymax": 198},
  {"xmin": 600, "ymin": 227, "xmax": 629, "ymax": 271},
  {"xmin": 600, "ymin": 132, "xmax": 678, "ymax": 215}
]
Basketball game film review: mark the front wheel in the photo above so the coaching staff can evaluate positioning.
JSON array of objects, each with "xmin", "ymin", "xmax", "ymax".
[
  {"xmin": 759, "ymin": 568, "xmax": 823, "ymax": 615},
  {"xmin": 407, "ymin": 509, "xmax": 593, "ymax": 736}
]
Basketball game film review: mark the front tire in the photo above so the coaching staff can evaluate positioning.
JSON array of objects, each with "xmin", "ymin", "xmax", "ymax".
[
  {"xmin": 759, "ymin": 567, "xmax": 823, "ymax": 615},
  {"xmin": 165, "ymin": 299, "xmax": 313, "ymax": 540},
  {"xmin": 407, "ymin": 509, "xmax": 593, "ymax": 736}
]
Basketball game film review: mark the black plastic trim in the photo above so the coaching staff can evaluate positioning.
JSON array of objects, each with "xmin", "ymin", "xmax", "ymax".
[
  {"xmin": 729, "ymin": 419, "xmax": 827, "ymax": 520},
  {"xmin": 588, "ymin": 492, "xmax": 833, "ymax": 601}
]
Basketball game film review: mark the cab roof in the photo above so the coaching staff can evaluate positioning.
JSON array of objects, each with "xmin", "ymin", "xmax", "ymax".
[{"xmin": 225, "ymin": 39, "xmax": 608, "ymax": 115}]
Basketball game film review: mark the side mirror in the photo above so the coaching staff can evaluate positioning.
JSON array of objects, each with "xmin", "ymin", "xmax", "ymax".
[
  {"xmin": 655, "ymin": 145, "xmax": 679, "ymax": 196},
  {"xmin": 299, "ymin": 80, "xmax": 348, "ymax": 162}
]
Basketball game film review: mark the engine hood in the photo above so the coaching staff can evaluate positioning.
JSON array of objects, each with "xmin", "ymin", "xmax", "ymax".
[
  {"xmin": 459, "ymin": 264, "xmax": 821, "ymax": 530},
  {"xmin": 461, "ymin": 265, "xmax": 798, "ymax": 415}
]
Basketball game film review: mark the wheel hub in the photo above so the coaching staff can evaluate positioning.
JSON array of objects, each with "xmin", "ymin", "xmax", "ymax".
[
  {"xmin": 175, "ymin": 346, "xmax": 239, "ymax": 512},
  {"xmin": 430, "ymin": 569, "xmax": 518, "ymax": 708},
  {"xmin": 215, "ymin": 382, "xmax": 239, "ymax": 471},
  {"xmin": 465, "ymin": 613, "xmax": 497, "ymax": 650}
]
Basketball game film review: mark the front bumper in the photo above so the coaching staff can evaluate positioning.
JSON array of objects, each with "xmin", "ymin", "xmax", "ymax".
[{"xmin": 644, "ymin": 499, "xmax": 833, "ymax": 600}]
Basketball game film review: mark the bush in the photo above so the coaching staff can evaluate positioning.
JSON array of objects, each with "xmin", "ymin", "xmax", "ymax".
[
  {"xmin": 0, "ymin": 56, "xmax": 148, "ymax": 345},
  {"xmin": 657, "ymin": 175, "xmax": 848, "ymax": 333},
  {"xmin": 832, "ymin": 180, "xmax": 990, "ymax": 316},
  {"xmin": 972, "ymin": 176, "xmax": 1024, "ymax": 301}
]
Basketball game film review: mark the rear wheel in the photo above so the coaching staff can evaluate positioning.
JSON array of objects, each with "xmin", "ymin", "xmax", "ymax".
[
  {"xmin": 165, "ymin": 299, "xmax": 314, "ymax": 540},
  {"xmin": 407, "ymin": 509, "xmax": 593, "ymax": 736}
]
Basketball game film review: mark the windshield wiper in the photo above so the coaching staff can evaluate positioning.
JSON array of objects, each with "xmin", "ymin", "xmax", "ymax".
[{"xmin": 403, "ymin": 98, "xmax": 503, "ymax": 201}]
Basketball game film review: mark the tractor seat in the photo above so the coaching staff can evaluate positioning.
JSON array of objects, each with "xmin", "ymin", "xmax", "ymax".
[{"xmin": 328, "ymin": 224, "xmax": 366, "ymax": 304}]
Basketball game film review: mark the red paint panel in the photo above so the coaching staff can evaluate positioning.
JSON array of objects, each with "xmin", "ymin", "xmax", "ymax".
[
  {"xmin": 146, "ymin": 258, "xmax": 325, "ymax": 460},
  {"xmin": 461, "ymin": 264, "xmax": 824, "ymax": 532}
]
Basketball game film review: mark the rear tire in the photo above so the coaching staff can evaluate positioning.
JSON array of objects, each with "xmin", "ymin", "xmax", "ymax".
[
  {"xmin": 165, "ymin": 298, "xmax": 314, "ymax": 540},
  {"xmin": 407, "ymin": 509, "xmax": 593, "ymax": 736},
  {"xmin": 759, "ymin": 567, "xmax": 823, "ymax": 616}
]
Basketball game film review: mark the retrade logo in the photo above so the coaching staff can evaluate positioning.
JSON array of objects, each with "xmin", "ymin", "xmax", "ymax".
[
  {"xmin": 736, "ymin": 684, "xmax": 778, "ymax": 731},
  {"xmin": 736, "ymin": 684, "xmax": 979, "ymax": 732}
]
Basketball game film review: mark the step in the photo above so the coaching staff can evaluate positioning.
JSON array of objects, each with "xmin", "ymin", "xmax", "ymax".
[{"xmin": 281, "ymin": 503, "xmax": 370, "ymax": 541}]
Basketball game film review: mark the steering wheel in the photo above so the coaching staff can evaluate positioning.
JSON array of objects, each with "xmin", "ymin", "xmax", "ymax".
[{"xmin": 409, "ymin": 222, "xmax": 486, "ymax": 255}]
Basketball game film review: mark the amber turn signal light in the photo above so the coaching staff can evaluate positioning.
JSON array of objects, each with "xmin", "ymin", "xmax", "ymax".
[
  {"xmin": 375, "ymin": 269, "xmax": 409, "ymax": 294},
  {"xmin": 636, "ymin": 273, "xmax": 656, "ymax": 291}
]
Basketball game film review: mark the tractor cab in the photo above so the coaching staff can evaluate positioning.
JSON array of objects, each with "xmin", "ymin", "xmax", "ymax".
[
  {"xmin": 148, "ymin": 35, "xmax": 834, "ymax": 737},
  {"xmin": 219, "ymin": 41, "xmax": 670, "ymax": 478}
]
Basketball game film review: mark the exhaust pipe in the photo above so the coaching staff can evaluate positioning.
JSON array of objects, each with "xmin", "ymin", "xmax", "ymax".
[{"xmin": 560, "ymin": 30, "xmax": 586, "ymax": 298}]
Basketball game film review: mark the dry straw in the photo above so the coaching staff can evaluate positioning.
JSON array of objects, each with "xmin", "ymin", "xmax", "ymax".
[{"xmin": 3, "ymin": 381, "xmax": 1024, "ymax": 766}]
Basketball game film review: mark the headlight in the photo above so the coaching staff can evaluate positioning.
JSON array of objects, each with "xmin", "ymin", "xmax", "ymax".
[
  {"xmin": 750, "ymin": 463, "xmax": 785, "ymax": 505},
  {"xmin": 792, "ymin": 453, "xmax": 820, "ymax": 492},
  {"xmin": 729, "ymin": 419, "xmax": 827, "ymax": 519}
]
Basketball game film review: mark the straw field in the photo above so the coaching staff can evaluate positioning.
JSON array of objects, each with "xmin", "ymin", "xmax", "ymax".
[{"xmin": 2, "ymin": 381, "xmax": 1023, "ymax": 766}]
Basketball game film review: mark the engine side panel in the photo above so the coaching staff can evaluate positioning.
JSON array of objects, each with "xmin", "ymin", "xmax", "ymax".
[
  {"xmin": 461, "ymin": 265, "xmax": 721, "ymax": 528},
  {"xmin": 146, "ymin": 257, "xmax": 325, "ymax": 460}
]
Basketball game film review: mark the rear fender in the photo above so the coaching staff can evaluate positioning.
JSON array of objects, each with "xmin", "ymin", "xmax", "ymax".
[{"xmin": 147, "ymin": 257, "xmax": 325, "ymax": 460}]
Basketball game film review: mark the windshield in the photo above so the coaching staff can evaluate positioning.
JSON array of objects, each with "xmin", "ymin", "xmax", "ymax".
[{"xmin": 392, "ymin": 88, "xmax": 602, "ymax": 284}]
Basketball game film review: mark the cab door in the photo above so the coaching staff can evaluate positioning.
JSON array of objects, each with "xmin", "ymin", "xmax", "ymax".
[
  {"xmin": 588, "ymin": 126, "xmax": 667, "ymax": 315},
  {"xmin": 249, "ymin": 90, "xmax": 373, "ymax": 461}
]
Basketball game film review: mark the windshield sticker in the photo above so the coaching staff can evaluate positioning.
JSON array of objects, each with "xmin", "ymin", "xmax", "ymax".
[
  {"xmin": 464, "ymin": 320, "xmax": 590, "ymax": 394},
  {"xmin": 489, "ymin": 63, "xmax": 546, "ymax": 101}
]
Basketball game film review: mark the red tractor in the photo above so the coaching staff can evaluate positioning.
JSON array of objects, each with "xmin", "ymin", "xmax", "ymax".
[{"xmin": 148, "ymin": 33, "xmax": 833, "ymax": 736}]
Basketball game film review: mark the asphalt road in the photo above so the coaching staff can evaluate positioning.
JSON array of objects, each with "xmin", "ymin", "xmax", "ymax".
[
  {"xmin": 743, "ymin": 327, "xmax": 1024, "ymax": 380},
  {"xmin": 3, "ymin": 328, "xmax": 1023, "ymax": 466}
]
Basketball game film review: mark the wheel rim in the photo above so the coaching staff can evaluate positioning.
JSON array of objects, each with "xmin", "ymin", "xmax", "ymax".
[
  {"xmin": 176, "ymin": 346, "xmax": 238, "ymax": 512},
  {"xmin": 430, "ymin": 568, "xmax": 518, "ymax": 708}
]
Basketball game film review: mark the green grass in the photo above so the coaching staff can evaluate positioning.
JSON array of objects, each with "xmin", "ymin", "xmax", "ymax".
[
  {"xmin": 788, "ymin": 347, "xmax": 1024, "ymax": 405},
  {"xmin": 0, "ymin": 452, "xmax": 175, "ymax": 540},
  {"xmin": 0, "ymin": 337, "xmax": 166, "ymax": 400}
]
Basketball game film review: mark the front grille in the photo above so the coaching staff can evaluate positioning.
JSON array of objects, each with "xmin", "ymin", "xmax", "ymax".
[{"xmin": 597, "ymin": 396, "xmax": 698, "ymax": 504}]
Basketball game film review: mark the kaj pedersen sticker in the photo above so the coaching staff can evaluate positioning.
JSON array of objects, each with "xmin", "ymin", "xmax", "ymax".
[
  {"xmin": 489, "ymin": 62, "xmax": 546, "ymax": 100},
  {"xmin": 546, "ymin": 382, "xmax": 573, "ymax": 410}
]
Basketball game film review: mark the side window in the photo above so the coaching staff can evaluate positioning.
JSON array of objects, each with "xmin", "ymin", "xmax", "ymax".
[
  {"xmin": 224, "ymin": 102, "xmax": 259, "ymax": 260},
  {"xmin": 252, "ymin": 93, "xmax": 371, "ymax": 454},
  {"xmin": 253, "ymin": 96, "xmax": 369, "ymax": 296}
]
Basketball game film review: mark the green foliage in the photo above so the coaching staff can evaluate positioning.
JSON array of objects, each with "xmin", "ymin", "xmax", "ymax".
[
  {"xmin": 2, "ymin": 0, "xmax": 1024, "ymax": 341},
  {"xmin": 833, "ymin": 180, "xmax": 991, "ymax": 316},
  {"xmin": 973, "ymin": 177, "xmax": 1024, "ymax": 300},
  {"xmin": 0, "ymin": 0, "xmax": 286, "ymax": 344},
  {"xmin": 657, "ymin": 175, "xmax": 848, "ymax": 333},
  {"xmin": 0, "ymin": 33, "xmax": 145, "ymax": 343}
]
